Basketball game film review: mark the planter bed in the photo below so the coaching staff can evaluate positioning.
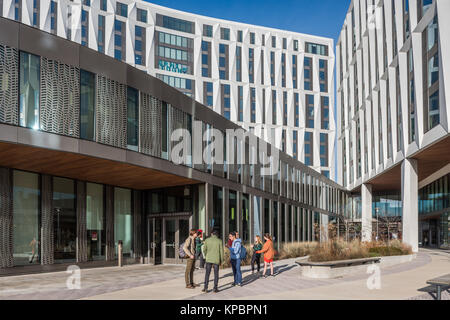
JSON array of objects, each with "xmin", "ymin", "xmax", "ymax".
[{"xmin": 296, "ymin": 254, "xmax": 415, "ymax": 279}]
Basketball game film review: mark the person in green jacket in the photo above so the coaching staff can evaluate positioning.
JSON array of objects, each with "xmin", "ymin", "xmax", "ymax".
[
  {"xmin": 251, "ymin": 235, "xmax": 263, "ymax": 274},
  {"xmin": 202, "ymin": 229, "xmax": 224, "ymax": 293}
]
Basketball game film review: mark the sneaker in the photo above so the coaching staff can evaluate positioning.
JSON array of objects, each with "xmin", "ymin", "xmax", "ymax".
[
  {"xmin": 237, "ymin": 283, "xmax": 242, "ymax": 287},
  {"xmin": 186, "ymin": 285, "xmax": 195, "ymax": 289},
  {"xmin": 191, "ymin": 283, "xmax": 200, "ymax": 287},
  {"xmin": 202, "ymin": 288, "xmax": 208, "ymax": 293},
  {"xmin": 231, "ymin": 283, "xmax": 236, "ymax": 287},
  {"xmin": 213, "ymin": 288, "xmax": 219, "ymax": 293}
]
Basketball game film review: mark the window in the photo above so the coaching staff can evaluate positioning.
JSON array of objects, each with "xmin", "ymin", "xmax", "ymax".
[
  {"xmin": 250, "ymin": 32, "xmax": 255, "ymax": 45},
  {"xmin": 14, "ymin": 0, "xmax": 21, "ymax": 21},
  {"xmin": 237, "ymin": 30, "xmax": 243, "ymax": 42},
  {"xmin": 294, "ymin": 93, "xmax": 299, "ymax": 127},
  {"xmin": 32, "ymin": 0, "xmax": 39, "ymax": 27},
  {"xmin": 249, "ymin": 48, "xmax": 254, "ymax": 83},
  {"xmin": 320, "ymin": 133, "xmax": 328, "ymax": 167},
  {"xmin": 127, "ymin": 87, "xmax": 139, "ymax": 151},
  {"xmin": 203, "ymin": 82, "xmax": 213, "ymax": 107},
  {"xmin": 137, "ymin": 8, "xmax": 148, "ymax": 23},
  {"xmin": 306, "ymin": 94, "xmax": 314, "ymax": 128},
  {"xmin": 81, "ymin": 10, "xmax": 89, "ymax": 46},
  {"xmin": 50, "ymin": 1, "xmax": 57, "ymax": 34},
  {"xmin": 408, "ymin": 49, "xmax": 416, "ymax": 143},
  {"xmin": 281, "ymin": 53, "xmax": 286, "ymax": 87},
  {"xmin": 219, "ymin": 44, "xmax": 228, "ymax": 80},
  {"xmin": 19, "ymin": 52, "xmax": 40, "ymax": 130},
  {"xmin": 100, "ymin": 0, "xmax": 107, "ymax": 11},
  {"xmin": 251, "ymin": 88, "xmax": 256, "ymax": 123},
  {"xmin": 319, "ymin": 59, "xmax": 328, "ymax": 93},
  {"xmin": 236, "ymin": 46, "xmax": 242, "ymax": 82},
  {"xmin": 423, "ymin": 15, "xmax": 439, "ymax": 132},
  {"xmin": 156, "ymin": 74, "xmax": 194, "ymax": 98},
  {"xmin": 203, "ymin": 24, "xmax": 213, "ymax": 37},
  {"xmin": 272, "ymin": 90, "xmax": 277, "ymax": 125},
  {"xmin": 321, "ymin": 96, "xmax": 329, "ymax": 130},
  {"xmin": 114, "ymin": 188, "xmax": 133, "ymax": 257},
  {"xmin": 294, "ymin": 40, "xmax": 299, "ymax": 51},
  {"xmin": 272, "ymin": 36, "xmax": 276, "ymax": 48},
  {"xmin": 292, "ymin": 55, "xmax": 298, "ymax": 88},
  {"xmin": 282, "ymin": 38, "xmax": 287, "ymax": 50},
  {"xmin": 304, "ymin": 57, "xmax": 312, "ymax": 91},
  {"xmin": 157, "ymin": 14, "xmax": 194, "ymax": 34},
  {"xmin": 238, "ymin": 86, "xmax": 243, "ymax": 121},
  {"xmin": 83, "ymin": 0, "xmax": 91, "ymax": 5},
  {"xmin": 222, "ymin": 84, "xmax": 231, "ymax": 119},
  {"xmin": 135, "ymin": 26, "xmax": 145, "ymax": 65},
  {"xmin": 13, "ymin": 170, "xmax": 40, "ymax": 265},
  {"xmin": 116, "ymin": 2, "xmax": 128, "ymax": 18},
  {"xmin": 86, "ymin": 183, "xmax": 105, "ymax": 260},
  {"xmin": 270, "ymin": 52, "xmax": 275, "ymax": 86},
  {"xmin": 80, "ymin": 70, "xmax": 96, "ymax": 141},
  {"xmin": 305, "ymin": 42, "xmax": 328, "ymax": 56},
  {"xmin": 304, "ymin": 132, "xmax": 313, "ymax": 166},
  {"xmin": 201, "ymin": 41, "xmax": 211, "ymax": 77},
  {"xmin": 283, "ymin": 92, "xmax": 287, "ymax": 126},
  {"xmin": 98, "ymin": 15, "xmax": 105, "ymax": 53},
  {"xmin": 114, "ymin": 19, "xmax": 125, "ymax": 61},
  {"xmin": 221, "ymin": 27, "xmax": 230, "ymax": 40},
  {"xmin": 293, "ymin": 130, "xmax": 298, "ymax": 160}
]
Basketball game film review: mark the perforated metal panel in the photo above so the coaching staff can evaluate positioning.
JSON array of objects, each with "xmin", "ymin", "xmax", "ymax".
[
  {"xmin": 139, "ymin": 92, "xmax": 162, "ymax": 157},
  {"xmin": 41, "ymin": 175, "xmax": 54, "ymax": 265},
  {"xmin": 0, "ymin": 45, "xmax": 18, "ymax": 125},
  {"xmin": 105, "ymin": 185, "xmax": 115, "ymax": 261},
  {"xmin": 40, "ymin": 58, "xmax": 80, "ymax": 137},
  {"xmin": 96, "ymin": 76, "xmax": 127, "ymax": 148},
  {"xmin": 169, "ymin": 105, "xmax": 188, "ymax": 164},
  {"xmin": 0, "ymin": 168, "xmax": 13, "ymax": 268},
  {"xmin": 76, "ymin": 181, "xmax": 87, "ymax": 262}
]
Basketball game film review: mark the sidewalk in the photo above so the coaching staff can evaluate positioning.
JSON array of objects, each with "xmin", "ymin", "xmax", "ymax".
[{"xmin": 1, "ymin": 249, "xmax": 448, "ymax": 300}]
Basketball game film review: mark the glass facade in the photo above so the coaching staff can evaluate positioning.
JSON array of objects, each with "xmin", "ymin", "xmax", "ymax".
[
  {"xmin": 80, "ymin": 69, "xmax": 96, "ymax": 141},
  {"xmin": 13, "ymin": 170, "xmax": 40, "ymax": 265},
  {"xmin": 53, "ymin": 177, "xmax": 76, "ymax": 262},
  {"xmin": 127, "ymin": 87, "xmax": 139, "ymax": 151},
  {"xmin": 242, "ymin": 193, "xmax": 249, "ymax": 243},
  {"xmin": 87, "ymin": 183, "xmax": 105, "ymax": 261},
  {"xmin": 211, "ymin": 186, "xmax": 223, "ymax": 238},
  {"xmin": 19, "ymin": 52, "xmax": 40, "ymax": 129},
  {"xmin": 114, "ymin": 188, "xmax": 133, "ymax": 257},
  {"xmin": 229, "ymin": 190, "xmax": 237, "ymax": 233}
]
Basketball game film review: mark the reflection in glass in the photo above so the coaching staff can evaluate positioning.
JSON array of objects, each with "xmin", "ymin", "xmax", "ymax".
[
  {"xmin": 229, "ymin": 190, "xmax": 237, "ymax": 233},
  {"xmin": 264, "ymin": 199, "xmax": 270, "ymax": 235},
  {"xmin": 127, "ymin": 86, "xmax": 139, "ymax": 151},
  {"xmin": 165, "ymin": 219, "xmax": 176, "ymax": 259},
  {"xmin": 53, "ymin": 177, "xmax": 76, "ymax": 262},
  {"xmin": 211, "ymin": 186, "xmax": 223, "ymax": 238},
  {"xmin": 13, "ymin": 170, "xmax": 40, "ymax": 265},
  {"xmin": 114, "ymin": 187, "xmax": 133, "ymax": 257},
  {"xmin": 80, "ymin": 69, "xmax": 96, "ymax": 140},
  {"xmin": 19, "ymin": 52, "xmax": 40, "ymax": 129},
  {"xmin": 242, "ymin": 193, "xmax": 249, "ymax": 243},
  {"xmin": 87, "ymin": 183, "xmax": 105, "ymax": 261}
]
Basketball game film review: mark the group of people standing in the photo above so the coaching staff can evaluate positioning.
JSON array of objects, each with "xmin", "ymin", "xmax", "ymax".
[{"xmin": 182, "ymin": 229, "xmax": 276, "ymax": 293}]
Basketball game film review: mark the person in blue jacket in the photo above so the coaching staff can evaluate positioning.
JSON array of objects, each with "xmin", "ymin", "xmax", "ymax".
[{"xmin": 228, "ymin": 231, "xmax": 243, "ymax": 287}]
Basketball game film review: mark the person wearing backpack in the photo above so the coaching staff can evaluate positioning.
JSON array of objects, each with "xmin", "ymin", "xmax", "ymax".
[
  {"xmin": 228, "ymin": 231, "xmax": 243, "ymax": 287},
  {"xmin": 183, "ymin": 229, "xmax": 198, "ymax": 289}
]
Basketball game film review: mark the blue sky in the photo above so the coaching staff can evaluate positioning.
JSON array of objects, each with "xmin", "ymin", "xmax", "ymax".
[{"xmin": 145, "ymin": 0, "xmax": 350, "ymax": 45}]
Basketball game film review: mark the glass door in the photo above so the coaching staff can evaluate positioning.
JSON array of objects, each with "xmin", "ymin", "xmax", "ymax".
[
  {"xmin": 163, "ymin": 218, "xmax": 177, "ymax": 264},
  {"xmin": 147, "ymin": 218, "xmax": 162, "ymax": 265}
]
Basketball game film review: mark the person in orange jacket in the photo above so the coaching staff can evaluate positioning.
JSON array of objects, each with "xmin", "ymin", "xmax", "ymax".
[{"xmin": 256, "ymin": 233, "xmax": 275, "ymax": 278}]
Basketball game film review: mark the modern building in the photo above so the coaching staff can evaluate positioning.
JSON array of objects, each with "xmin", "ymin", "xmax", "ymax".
[
  {"xmin": 0, "ymin": 0, "xmax": 336, "ymax": 179},
  {"xmin": 337, "ymin": 0, "xmax": 450, "ymax": 251},
  {"xmin": 0, "ymin": 16, "xmax": 347, "ymax": 274}
]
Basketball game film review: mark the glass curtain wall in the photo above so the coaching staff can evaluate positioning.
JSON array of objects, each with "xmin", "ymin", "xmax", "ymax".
[
  {"xmin": 86, "ymin": 182, "xmax": 105, "ymax": 260},
  {"xmin": 53, "ymin": 177, "xmax": 76, "ymax": 262},
  {"xmin": 211, "ymin": 186, "xmax": 223, "ymax": 238},
  {"xmin": 229, "ymin": 190, "xmax": 237, "ymax": 233},
  {"xmin": 19, "ymin": 52, "xmax": 40, "ymax": 129},
  {"xmin": 13, "ymin": 170, "xmax": 40, "ymax": 265},
  {"xmin": 242, "ymin": 193, "xmax": 249, "ymax": 243},
  {"xmin": 280, "ymin": 203, "xmax": 285, "ymax": 242},
  {"xmin": 114, "ymin": 187, "xmax": 133, "ymax": 257},
  {"xmin": 80, "ymin": 69, "xmax": 96, "ymax": 140},
  {"xmin": 127, "ymin": 86, "xmax": 139, "ymax": 151},
  {"xmin": 264, "ymin": 199, "xmax": 270, "ymax": 235},
  {"xmin": 273, "ymin": 201, "xmax": 278, "ymax": 244}
]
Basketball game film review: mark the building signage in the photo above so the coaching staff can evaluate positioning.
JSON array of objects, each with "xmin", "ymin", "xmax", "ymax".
[{"xmin": 158, "ymin": 60, "xmax": 188, "ymax": 74}]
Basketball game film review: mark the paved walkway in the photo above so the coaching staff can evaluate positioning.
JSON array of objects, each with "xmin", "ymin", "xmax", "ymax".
[{"xmin": 0, "ymin": 249, "xmax": 448, "ymax": 300}]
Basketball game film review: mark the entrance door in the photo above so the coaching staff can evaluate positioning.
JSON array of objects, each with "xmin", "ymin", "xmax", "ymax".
[
  {"xmin": 148, "ymin": 216, "xmax": 191, "ymax": 265},
  {"xmin": 147, "ymin": 218, "xmax": 162, "ymax": 265}
]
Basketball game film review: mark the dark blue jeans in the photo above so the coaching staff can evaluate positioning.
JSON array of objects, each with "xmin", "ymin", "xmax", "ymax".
[{"xmin": 230, "ymin": 259, "xmax": 242, "ymax": 285}]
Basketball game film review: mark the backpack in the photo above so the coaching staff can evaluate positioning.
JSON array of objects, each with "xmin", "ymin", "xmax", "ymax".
[
  {"xmin": 239, "ymin": 245, "xmax": 247, "ymax": 260},
  {"xmin": 179, "ymin": 237, "xmax": 192, "ymax": 259}
]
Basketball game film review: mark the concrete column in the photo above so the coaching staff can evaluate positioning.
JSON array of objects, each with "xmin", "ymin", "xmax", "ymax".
[
  {"xmin": 320, "ymin": 214, "xmax": 329, "ymax": 243},
  {"xmin": 361, "ymin": 183, "xmax": 373, "ymax": 242},
  {"xmin": 402, "ymin": 158, "xmax": 419, "ymax": 253}
]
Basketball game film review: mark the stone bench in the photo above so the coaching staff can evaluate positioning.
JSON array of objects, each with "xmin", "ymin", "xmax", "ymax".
[
  {"xmin": 295, "ymin": 257, "xmax": 381, "ymax": 279},
  {"xmin": 427, "ymin": 274, "xmax": 450, "ymax": 300}
]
